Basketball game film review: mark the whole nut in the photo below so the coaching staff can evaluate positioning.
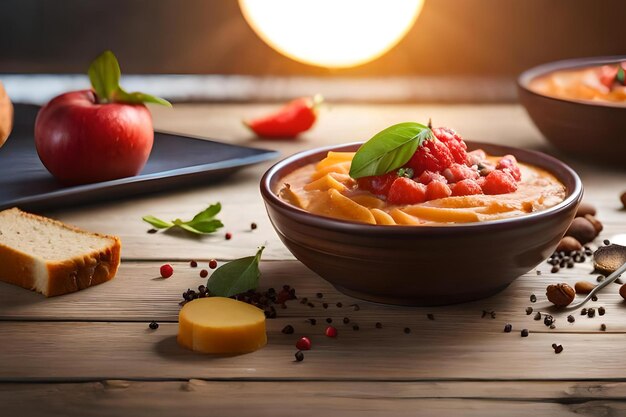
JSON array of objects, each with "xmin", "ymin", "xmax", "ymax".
[
  {"xmin": 546, "ymin": 283, "xmax": 576, "ymax": 307},
  {"xmin": 565, "ymin": 217, "xmax": 597, "ymax": 245},
  {"xmin": 575, "ymin": 202, "xmax": 597, "ymax": 218},
  {"xmin": 556, "ymin": 236, "xmax": 582, "ymax": 253},
  {"xmin": 621, "ymin": 192, "xmax": 626, "ymax": 210},
  {"xmin": 620, "ymin": 283, "xmax": 626, "ymax": 300},
  {"xmin": 574, "ymin": 281, "xmax": 595, "ymax": 295},
  {"xmin": 584, "ymin": 214, "xmax": 603, "ymax": 234}
]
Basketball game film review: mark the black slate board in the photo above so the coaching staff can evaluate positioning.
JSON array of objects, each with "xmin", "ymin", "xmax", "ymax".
[{"xmin": 0, "ymin": 104, "xmax": 278, "ymax": 212}]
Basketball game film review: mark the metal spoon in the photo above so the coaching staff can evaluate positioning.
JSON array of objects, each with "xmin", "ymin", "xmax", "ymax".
[{"xmin": 537, "ymin": 260, "xmax": 626, "ymax": 313}]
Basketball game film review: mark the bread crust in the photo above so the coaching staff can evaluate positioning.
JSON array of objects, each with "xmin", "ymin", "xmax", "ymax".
[{"xmin": 0, "ymin": 208, "xmax": 121, "ymax": 297}]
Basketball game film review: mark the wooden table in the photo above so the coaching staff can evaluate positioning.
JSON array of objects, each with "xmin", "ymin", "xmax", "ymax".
[{"xmin": 1, "ymin": 103, "xmax": 626, "ymax": 416}]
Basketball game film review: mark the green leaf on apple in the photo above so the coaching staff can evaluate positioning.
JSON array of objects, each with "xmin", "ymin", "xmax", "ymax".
[
  {"xmin": 142, "ymin": 203, "xmax": 224, "ymax": 235},
  {"xmin": 88, "ymin": 50, "xmax": 171, "ymax": 107}
]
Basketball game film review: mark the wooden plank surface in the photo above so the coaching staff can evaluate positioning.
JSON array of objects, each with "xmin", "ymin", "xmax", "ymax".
[
  {"xmin": 2, "ymin": 380, "xmax": 626, "ymax": 417},
  {"xmin": 3, "ymin": 103, "xmax": 626, "ymax": 416},
  {"xmin": 0, "ymin": 260, "xmax": 623, "ymax": 334}
]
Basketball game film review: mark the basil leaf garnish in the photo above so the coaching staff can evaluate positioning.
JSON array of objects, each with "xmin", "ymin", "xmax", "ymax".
[
  {"xmin": 349, "ymin": 122, "xmax": 432, "ymax": 179},
  {"xmin": 207, "ymin": 246, "xmax": 265, "ymax": 297},
  {"xmin": 142, "ymin": 203, "xmax": 223, "ymax": 235}
]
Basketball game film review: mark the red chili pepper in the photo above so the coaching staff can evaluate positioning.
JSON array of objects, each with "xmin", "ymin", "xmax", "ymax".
[{"xmin": 244, "ymin": 95, "xmax": 323, "ymax": 138}]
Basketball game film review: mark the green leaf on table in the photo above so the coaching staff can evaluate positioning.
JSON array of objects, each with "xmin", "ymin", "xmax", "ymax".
[
  {"xmin": 142, "ymin": 215, "xmax": 174, "ymax": 229},
  {"xmin": 142, "ymin": 203, "xmax": 223, "ymax": 235},
  {"xmin": 349, "ymin": 122, "xmax": 433, "ymax": 179},
  {"xmin": 87, "ymin": 50, "xmax": 171, "ymax": 106},
  {"xmin": 207, "ymin": 246, "xmax": 265, "ymax": 297}
]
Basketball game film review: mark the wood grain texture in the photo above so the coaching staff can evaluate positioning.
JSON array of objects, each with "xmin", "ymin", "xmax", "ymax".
[
  {"xmin": 2, "ymin": 380, "xmax": 626, "ymax": 417},
  {"xmin": 0, "ymin": 260, "xmax": 623, "ymax": 334}
]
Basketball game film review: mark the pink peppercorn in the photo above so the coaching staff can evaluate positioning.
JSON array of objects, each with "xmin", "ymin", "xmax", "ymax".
[
  {"xmin": 209, "ymin": 259, "xmax": 218, "ymax": 269},
  {"xmin": 325, "ymin": 326, "xmax": 338, "ymax": 338},
  {"xmin": 160, "ymin": 264, "xmax": 174, "ymax": 278},
  {"xmin": 200, "ymin": 269, "xmax": 208, "ymax": 278},
  {"xmin": 295, "ymin": 337, "xmax": 311, "ymax": 351},
  {"xmin": 225, "ymin": 232, "xmax": 232, "ymax": 240}
]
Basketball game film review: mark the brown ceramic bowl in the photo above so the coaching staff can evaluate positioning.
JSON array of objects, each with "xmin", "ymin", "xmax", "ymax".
[
  {"xmin": 518, "ymin": 56, "xmax": 626, "ymax": 164},
  {"xmin": 260, "ymin": 142, "xmax": 582, "ymax": 306}
]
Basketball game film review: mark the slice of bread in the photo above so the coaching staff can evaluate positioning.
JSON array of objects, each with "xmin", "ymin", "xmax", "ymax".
[{"xmin": 0, "ymin": 208, "xmax": 121, "ymax": 296}]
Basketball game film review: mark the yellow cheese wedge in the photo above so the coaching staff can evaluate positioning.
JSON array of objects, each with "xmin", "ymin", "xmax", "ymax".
[{"xmin": 178, "ymin": 297, "xmax": 267, "ymax": 354}]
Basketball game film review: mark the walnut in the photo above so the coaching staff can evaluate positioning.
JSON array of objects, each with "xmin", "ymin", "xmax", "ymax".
[{"xmin": 546, "ymin": 283, "xmax": 575, "ymax": 307}]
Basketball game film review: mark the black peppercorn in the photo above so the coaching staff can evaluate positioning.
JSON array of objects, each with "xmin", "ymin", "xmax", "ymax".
[
  {"xmin": 307, "ymin": 318, "xmax": 317, "ymax": 325},
  {"xmin": 316, "ymin": 292, "xmax": 323, "ymax": 298},
  {"xmin": 342, "ymin": 317, "xmax": 350, "ymax": 324},
  {"xmin": 375, "ymin": 322, "xmax": 382, "ymax": 329},
  {"xmin": 530, "ymin": 294, "xmax": 537, "ymax": 303},
  {"xmin": 503, "ymin": 324, "xmax": 512, "ymax": 333},
  {"xmin": 326, "ymin": 318, "xmax": 332, "ymax": 324},
  {"xmin": 322, "ymin": 303, "xmax": 329, "ymax": 309},
  {"xmin": 534, "ymin": 312, "xmax": 542, "ymax": 320},
  {"xmin": 404, "ymin": 327, "xmax": 411, "ymax": 334},
  {"xmin": 521, "ymin": 329, "xmax": 529, "ymax": 337},
  {"xmin": 295, "ymin": 351, "xmax": 304, "ymax": 362},
  {"xmin": 526, "ymin": 307, "xmax": 533, "ymax": 315},
  {"xmin": 251, "ymin": 222, "xmax": 257, "ymax": 230},
  {"xmin": 149, "ymin": 321, "xmax": 159, "ymax": 330},
  {"xmin": 599, "ymin": 306, "xmax": 606, "ymax": 316},
  {"xmin": 600, "ymin": 324, "xmax": 607, "ymax": 331},
  {"xmin": 427, "ymin": 313, "xmax": 435, "ymax": 320},
  {"xmin": 352, "ymin": 324, "xmax": 359, "ymax": 331},
  {"xmin": 567, "ymin": 315, "xmax": 575, "ymax": 323},
  {"xmin": 281, "ymin": 325, "xmax": 295, "ymax": 334}
]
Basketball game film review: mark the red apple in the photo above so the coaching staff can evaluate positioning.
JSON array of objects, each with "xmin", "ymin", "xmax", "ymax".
[
  {"xmin": 34, "ymin": 50, "xmax": 170, "ymax": 185},
  {"xmin": 35, "ymin": 90, "xmax": 153, "ymax": 184}
]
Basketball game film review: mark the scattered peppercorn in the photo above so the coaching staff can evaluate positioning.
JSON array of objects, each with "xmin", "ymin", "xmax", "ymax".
[
  {"xmin": 336, "ymin": 302, "xmax": 343, "ymax": 308},
  {"xmin": 536, "ymin": 270, "xmax": 542, "ymax": 276},
  {"xmin": 550, "ymin": 324, "xmax": 556, "ymax": 329},
  {"xmin": 404, "ymin": 327, "xmax": 411, "ymax": 334},
  {"xmin": 587, "ymin": 308, "xmax": 596, "ymax": 318},
  {"xmin": 316, "ymin": 292, "xmax": 323, "ymax": 298},
  {"xmin": 526, "ymin": 307, "xmax": 533, "ymax": 315},
  {"xmin": 307, "ymin": 318, "xmax": 317, "ymax": 325},
  {"xmin": 159, "ymin": 264, "xmax": 174, "ymax": 278},
  {"xmin": 544, "ymin": 315, "xmax": 554, "ymax": 326},
  {"xmin": 199, "ymin": 269, "xmax": 208, "ymax": 278},
  {"xmin": 300, "ymin": 297, "xmax": 308, "ymax": 304},
  {"xmin": 581, "ymin": 308, "xmax": 587, "ymax": 316},
  {"xmin": 521, "ymin": 329, "xmax": 529, "ymax": 337},
  {"xmin": 352, "ymin": 324, "xmax": 360, "ymax": 331},
  {"xmin": 326, "ymin": 318, "xmax": 332, "ymax": 324},
  {"xmin": 598, "ymin": 306, "xmax": 606, "ymax": 316},
  {"xmin": 567, "ymin": 315, "xmax": 575, "ymax": 323},
  {"xmin": 149, "ymin": 321, "xmax": 159, "ymax": 330},
  {"xmin": 352, "ymin": 304, "xmax": 361, "ymax": 311},
  {"xmin": 147, "ymin": 228, "xmax": 158, "ymax": 234},
  {"xmin": 282, "ymin": 325, "xmax": 295, "ymax": 334},
  {"xmin": 225, "ymin": 232, "xmax": 232, "ymax": 240},
  {"xmin": 209, "ymin": 259, "xmax": 218, "ymax": 269},
  {"xmin": 597, "ymin": 275, "xmax": 605, "ymax": 283},
  {"xmin": 343, "ymin": 317, "xmax": 350, "ymax": 324},
  {"xmin": 601, "ymin": 324, "xmax": 607, "ymax": 331},
  {"xmin": 250, "ymin": 222, "xmax": 257, "ymax": 230},
  {"xmin": 490, "ymin": 311, "xmax": 496, "ymax": 319},
  {"xmin": 375, "ymin": 322, "xmax": 383, "ymax": 329},
  {"xmin": 295, "ymin": 337, "xmax": 311, "ymax": 351},
  {"xmin": 551, "ymin": 266, "xmax": 560, "ymax": 273},
  {"xmin": 307, "ymin": 302, "xmax": 315, "ymax": 308},
  {"xmin": 504, "ymin": 324, "xmax": 512, "ymax": 333},
  {"xmin": 592, "ymin": 295, "xmax": 598, "ymax": 302},
  {"xmin": 190, "ymin": 260, "xmax": 197, "ymax": 268},
  {"xmin": 325, "ymin": 326, "xmax": 338, "ymax": 338},
  {"xmin": 554, "ymin": 345, "xmax": 563, "ymax": 354},
  {"xmin": 427, "ymin": 313, "xmax": 435, "ymax": 320},
  {"xmin": 604, "ymin": 239, "xmax": 610, "ymax": 245},
  {"xmin": 530, "ymin": 294, "xmax": 537, "ymax": 303},
  {"xmin": 534, "ymin": 312, "xmax": 542, "ymax": 320},
  {"xmin": 322, "ymin": 303, "xmax": 329, "ymax": 309},
  {"xmin": 295, "ymin": 351, "xmax": 304, "ymax": 362}
]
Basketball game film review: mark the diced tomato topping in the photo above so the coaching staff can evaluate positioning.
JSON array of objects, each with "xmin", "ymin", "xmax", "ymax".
[
  {"xmin": 432, "ymin": 127, "xmax": 468, "ymax": 165},
  {"xmin": 387, "ymin": 177, "xmax": 427, "ymax": 205},
  {"xmin": 599, "ymin": 65, "xmax": 619, "ymax": 89},
  {"xmin": 357, "ymin": 171, "xmax": 397, "ymax": 196},
  {"xmin": 467, "ymin": 149, "xmax": 487, "ymax": 166},
  {"xmin": 406, "ymin": 139, "xmax": 453, "ymax": 175},
  {"xmin": 495, "ymin": 155, "xmax": 522, "ymax": 181},
  {"xmin": 451, "ymin": 179, "xmax": 483, "ymax": 196},
  {"xmin": 481, "ymin": 170, "xmax": 518, "ymax": 195},
  {"xmin": 417, "ymin": 170, "xmax": 448, "ymax": 185},
  {"xmin": 425, "ymin": 181, "xmax": 452, "ymax": 201},
  {"xmin": 442, "ymin": 163, "xmax": 480, "ymax": 183}
]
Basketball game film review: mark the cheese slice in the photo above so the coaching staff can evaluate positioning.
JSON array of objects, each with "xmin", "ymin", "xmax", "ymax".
[{"xmin": 178, "ymin": 297, "xmax": 267, "ymax": 354}]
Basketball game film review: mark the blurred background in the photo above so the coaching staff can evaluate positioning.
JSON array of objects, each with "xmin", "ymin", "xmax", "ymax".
[{"xmin": 1, "ymin": 0, "xmax": 624, "ymax": 103}]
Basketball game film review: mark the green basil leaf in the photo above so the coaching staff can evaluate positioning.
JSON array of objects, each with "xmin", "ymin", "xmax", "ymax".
[
  {"xmin": 184, "ymin": 219, "xmax": 224, "ymax": 234},
  {"xmin": 88, "ymin": 50, "xmax": 121, "ymax": 103},
  {"xmin": 113, "ymin": 87, "xmax": 172, "ymax": 107},
  {"xmin": 142, "ymin": 215, "xmax": 174, "ymax": 229},
  {"xmin": 617, "ymin": 66, "xmax": 625, "ymax": 85},
  {"xmin": 188, "ymin": 203, "xmax": 221, "ymax": 224},
  {"xmin": 207, "ymin": 247, "xmax": 265, "ymax": 297},
  {"xmin": 349, "ymin": 122, "xmax": 433, "ymax": 179}
]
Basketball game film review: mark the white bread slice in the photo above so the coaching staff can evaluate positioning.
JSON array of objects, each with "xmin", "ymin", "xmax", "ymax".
[{"xmin": 0, "ymin": 208, "xmax": 121, "ymax": 297}]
